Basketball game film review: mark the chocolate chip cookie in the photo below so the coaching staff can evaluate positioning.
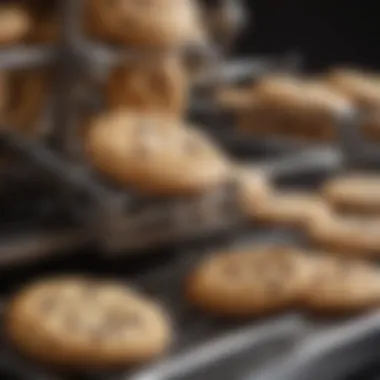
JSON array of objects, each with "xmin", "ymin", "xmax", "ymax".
[
  {"xmin": 107, "ymin": 55, "xmax": 189, "ymax": 117},
  {"xmin": 85, "ymin": 0, "xmax": 206, "ymax": 49},
  {"xmin": 187, "ymin": 246, "xmax": 311, "ymax": 316},
  {"xmin": 302, "ymin": 255, "xmax": 380, "ymax": 313},
  {"xmin": 322, "ymin": 174, "xmax": 380, "ymax": 215},
  {"xmin": 308, "ymin": 203, "xmax": 380, "ymax": 257},
  {"xmin": 86, "ymin": 111, "xmax": 231, "ymax": 196},
  {"xmin": 6, "ymin": 276, "xmax": 172, "ymax": 369}
]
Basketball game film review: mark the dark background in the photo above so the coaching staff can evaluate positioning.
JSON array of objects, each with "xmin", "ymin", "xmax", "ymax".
[{"xmin": 236, "ymin": 0, "xmax": 379, "ymax": 72}]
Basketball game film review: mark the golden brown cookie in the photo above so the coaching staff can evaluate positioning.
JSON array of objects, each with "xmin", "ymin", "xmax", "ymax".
[
  {"xmin": 86, "ymin": 111, "xmax": 231, "ymax": 196},
  {"xmin": 85, "ymin": 0, "xmax": 206, "ymax": 49},
  {"xmin": 251, "ymin": 190, "xmax": 324, "ymax": 229},
  {"xmin": 235, "ymin": 76, "xmax": 352, "ymax": 141},
  {"xmin": 322, "ymin": 174, "xmax": 380, "ymax": 215},
  {"xmin": 6, "ymin": 276, "xmax": 172, "ymax": 369},
  {"xmin": 3, "ymin": 70, "xmax": 50, "ymax": 137},
  {"xmin": 307, "ymin": 203, "xmax": 380, "ymax": 257},
  {"xmin": 302, "ymin": 255, "xmax": 380, "ymax": 313},
  {"xmin": 234, "ymin": 165, "xmax": 270, "ymax": 215},
  {"xmin": 187, "ymin": 246, "xmax": 312, "ymax": 317},
  {"xmin": 324, "ymin": 68, "xmax": 380, "ymax": 110},
  {"xmin": 0, "ymin": 4, "xmax": 33, "ymax": 45},
  {"xmin": 107, "ymin": 55, "xmax": 189, "ymax": 117}
]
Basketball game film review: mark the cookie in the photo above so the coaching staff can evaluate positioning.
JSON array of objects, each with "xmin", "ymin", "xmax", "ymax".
[
  {"xmin": 307, "ymin": 202, "xmax": 380, "ymax": 257},
  {"xmin": 6, "ymin": 276, "xmax": 172, "ymax": 369},
  {"xmin": 302, "ymin": 255, "xmax": 380, "ymax": 313},
  {"xmin": 250, "ymin": 191, "xmax": 323, "ymax": 229},
  {"xmin": 85, "ymin": 0, "xmax": 206, "ymax": 49},
  {"xmin": 233, "ymin": 166, "xmax": 270, "ymax": 215},
  {"xmin": 0, "ymin": 4, "xmax": 33, "ymax": 45},
  {"xmin": 3, "ymin": 70, "xmax": 50, "ymax": 137},
  {"xmin": 237, "ymin": 76, "xmax": 352, "ymax": 141},
  {"xmin": 322, "ymin": 174, "xmax": 380, "ymax": 215},
  {"xmin": 187, "ymin": 246, "xmax": 311, "ymax": 316},
  {"xmin": 255, "ymin": 77, "xmax": 351, "ymax": 117},
  {"xmin": 107, "ymin": 55, "xmax": 189, "ymax": 117},
  {"xmin": 86, "ymin": 111, "xmax": 231, "ymax": 196},
  {"xmin": 324, "ymin": 68, "xmax": 380, "ymax": 110}
]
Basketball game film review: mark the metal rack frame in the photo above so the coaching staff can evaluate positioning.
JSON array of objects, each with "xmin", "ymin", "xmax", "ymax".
[{"xmin": 0, "ymin": 0, "xmax": 253, "ymax": 262}]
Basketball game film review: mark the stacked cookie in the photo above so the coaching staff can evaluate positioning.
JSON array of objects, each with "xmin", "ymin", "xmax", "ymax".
[
  {"xmin": 217, "ymin": 67, "xmax": 380, "ymax": 143},
  {"xmin": 0, "ymin": 0, "xmax": 209, "ymax": 137},
  {"xmin": 236, "ymin": 167, "xmax": 380, "ymax": 259},
  {"xmin": 310, "ymin": 174, "xmax": 380, "ymax": 257},
  {"xmin": 188, "ymin": 245, "xmax": 380, "ymax": 316},
  {"xmin": 0, "ymin": 2, "xmax": 55, "ymax": 137}
]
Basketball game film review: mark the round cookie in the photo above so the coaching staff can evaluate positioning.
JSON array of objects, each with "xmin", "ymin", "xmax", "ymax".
[
  {"xmin": 107, "ymin": 55, "xmax": 189, "ymax": 117},
  {"xmin": 234, "ymin": 76, "xmax": 352, "ymax": 141},
  {"xmin": 85, "ymin": 0, "xmax": 206, "ymax": 49},
  {"xmin": 302, "ymin": 255, "xmax": 380, "ymax": 313},
  {"xmin": 307, "ymin": 203, "xmax": 380, "ymax": 257},
  {"xmin": 233, "ymin": 166, "xmax": 270, "ymax": 215},
  {"xmin": 251, "ymin": 191, "xmax": 324, "ymax": 229},
  {"xmin": 3, "ymin": 70, "xmax": 50, "ymax": 137},
  {"xmin": 254, "ymin": 76, "xmax": 352, "ymax": 118},
  {"xmin": 0, "ymin": 4, "xmax": 33, "ymax": 45},
  {"xmin": 85, "ymin": 111, "xmax": 231, "ymax": 196},
  {"xmin": 324, "ymin": 68, "xmax": 380, "ymax": 110},
  {"xmin": 187, "ymin": 246, "xmax": 312, "ymax": 317},
  {"xmin": 322, "ymin": 174, "xmax": 380, "ymax": 215},
  {"xmin": 6, "ymin": 276, "xmax": 172, "ymax": 369}
]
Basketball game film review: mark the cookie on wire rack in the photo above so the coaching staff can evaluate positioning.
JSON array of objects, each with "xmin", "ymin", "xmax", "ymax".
[
  {"xmin": 0, "ymin": 4, "xmax": 33, "ymax": 45},
  {"xmin": 301, "ymin": 254, "xmax": 380, "ymax": 314},
  {"xmin": 86, "ymin": 110, "xmax": 232, "ymax": 196},
  {"xmin": 85, "ymin": 0, "xmax": 207, "ymax": 49},
  {"xmin": 322, "ymin": 174, "xmax": 380, "ymax": 215},
  {"xmin": 187, "ymin": 245, "xmax": 312, "ymax": 317},
  {"xmin": 107, "ymin": 54, "xmax": 189, "ymax": 117},
  {"xmin": 251, "ymin": 190, "xmax": 324, "ymax": 229},
  {"xmin": 6, "ymin": 276, "xmax": 172, "ymax": 369},
  {"xmin": 324, "ymin": 67, "xmax": 380, "ymax": 110},
  {"xmin": 307, "ymin": 202, "xmax": 380, "ymax": 258}
]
